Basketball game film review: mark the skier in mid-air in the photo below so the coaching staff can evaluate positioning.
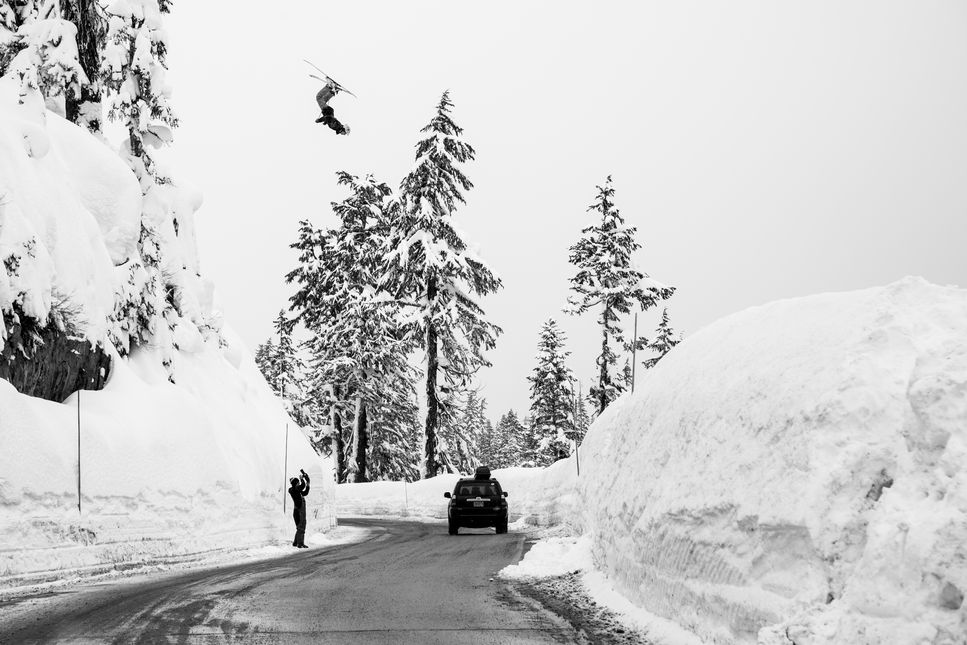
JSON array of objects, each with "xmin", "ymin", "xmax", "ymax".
[{"xmin": 307, "ymin": 60, "xmax": 353, "ymax": 135}]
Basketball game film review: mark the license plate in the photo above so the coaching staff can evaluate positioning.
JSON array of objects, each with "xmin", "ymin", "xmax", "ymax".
[{"xmin": 473, "ymin": 501, "xmax": 483, "ymax": 507}]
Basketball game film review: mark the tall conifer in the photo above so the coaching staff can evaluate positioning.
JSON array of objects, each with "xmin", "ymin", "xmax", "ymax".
[
  {"xmin": 567, "ymin": 177, "xmax": 674, "ymax": 415},
  {"xmin": 384, "ymin": 92, "xmax": 502, "ymax": 478}
]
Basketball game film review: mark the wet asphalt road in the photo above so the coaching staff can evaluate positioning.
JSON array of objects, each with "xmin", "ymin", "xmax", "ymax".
[{"xmin": 0, "ymin": 518, "xmax": 578, "ymax": 644}]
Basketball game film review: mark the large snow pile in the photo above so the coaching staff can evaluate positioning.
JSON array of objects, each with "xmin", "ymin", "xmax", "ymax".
[
  {"xmin": 0, "ymin": 77, "xmax": 333, "ymax": 591},
  {"xmin": 579, "ymin": 278, "xmax": 967, "ymax": 644}
]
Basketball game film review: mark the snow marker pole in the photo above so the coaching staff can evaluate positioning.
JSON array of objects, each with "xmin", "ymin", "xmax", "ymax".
[
  {"xmin": 283, "ymin": 422, "xmax": 289, "ymax": 514},
  {"xmin": 404, "ymin": 480, "xmax": 408, "ymax": 515},
  {"xmin": 631, "ymin": 313, "xmax": 638, "ymax": 394},
  {"xmin": 282, "ymin": 372, "xmax": 288, "ymax": 515},
  {"xmin": 77, "ymin": 388, "xmax": 81, "ymax": 513}
]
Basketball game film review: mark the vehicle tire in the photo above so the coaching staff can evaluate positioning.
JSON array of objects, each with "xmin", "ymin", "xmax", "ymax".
[
  {"xmin": 496, "ymin": 519, "xmax": 508, "ymax": 534},
  {"xmin": 448, "ymin": 521, "xmax": 458, "ymax": 535}
]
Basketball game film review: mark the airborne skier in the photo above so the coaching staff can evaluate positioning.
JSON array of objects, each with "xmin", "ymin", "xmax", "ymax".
[{"xmin": 307, "ymin": 60, "xmax": 353, "ymax": 135}]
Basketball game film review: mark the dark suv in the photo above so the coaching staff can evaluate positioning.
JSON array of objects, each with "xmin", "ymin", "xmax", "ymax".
[{"xmin": 444, "ymin": 467, "xmax": 509, "ymax": 535}]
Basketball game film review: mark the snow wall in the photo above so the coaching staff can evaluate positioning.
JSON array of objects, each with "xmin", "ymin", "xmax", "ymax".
[
  {"xmin": 0, "ymin": 78, "xmax": 333, "ymax": 592},
  {"xmin": 580, "ymin": 277, "xmax": 966, "ymax": 644}
]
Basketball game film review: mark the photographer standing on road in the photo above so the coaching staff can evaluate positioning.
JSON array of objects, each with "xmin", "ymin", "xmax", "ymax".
[{"xmin": 289, "ymin": 469, "xmax": 311, "ymax": 548}]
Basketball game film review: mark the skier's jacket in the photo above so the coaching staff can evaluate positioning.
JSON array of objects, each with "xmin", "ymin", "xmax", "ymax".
[{"xmin": 289, "ymin": 475, "xmax": 310, "ymax": 509}]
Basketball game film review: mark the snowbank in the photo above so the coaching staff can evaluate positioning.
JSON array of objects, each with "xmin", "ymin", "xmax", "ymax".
[
  {"xmin": 336, "ymin": 462, "xmax": 581, "ymax": 530},
  {"xmin": 0, "ymin": 76, "xmax": 333, "ymax": 592},
  {"xmin": 579, "ymin": 278, "xmax": 967, "ymax": 644}
]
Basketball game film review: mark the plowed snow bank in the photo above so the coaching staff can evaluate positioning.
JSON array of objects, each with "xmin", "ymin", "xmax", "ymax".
[{"xmin": 580, "ymin": 278, "xmax": 967, "ymax": 644}]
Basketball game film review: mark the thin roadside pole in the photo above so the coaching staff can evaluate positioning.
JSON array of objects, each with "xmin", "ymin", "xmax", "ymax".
[
  {"xmin": 283, "ymin": 422, "xmax": 289, "ymax": 514},
  {"xmin": 77, "ymin": 389, "xmax": 81, "ymax": 513},
  {"xmin": 631, "ymin": 312, "xmax": 638, "ymax": 394},
  {"xmin": 403, "ymin": 480, "xmax": 408, "ymax": 515},
  {"xmin": 282, "ymin": 375, "xmax": 288, "ymax": 515}
]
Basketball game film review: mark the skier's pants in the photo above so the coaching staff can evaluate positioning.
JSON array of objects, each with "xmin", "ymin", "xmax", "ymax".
[{"xmin": 293, "ymin": 506, "xmax": 307, "ymax": 546}]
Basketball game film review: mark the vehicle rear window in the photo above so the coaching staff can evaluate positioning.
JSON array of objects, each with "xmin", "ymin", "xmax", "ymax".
[{"xmin": 455, "ymin": 482, "xmax": 500, "ymax": 497}]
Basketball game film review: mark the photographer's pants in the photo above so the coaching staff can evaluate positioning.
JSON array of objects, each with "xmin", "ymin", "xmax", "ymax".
[{"xmin": 293, "ymin": 506, "xmax": 307, "ymax": 546}]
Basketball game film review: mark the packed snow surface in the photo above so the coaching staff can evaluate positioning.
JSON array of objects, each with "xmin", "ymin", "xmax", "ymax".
[
  {"xmin": 579, "ymin": 277, "xmax": 967, "ymax": 644},
  {"xmin": 0, "ymin": 75, "xmax": 332, "ymax": 591}
]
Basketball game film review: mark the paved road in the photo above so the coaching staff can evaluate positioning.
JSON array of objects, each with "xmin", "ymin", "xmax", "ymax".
[{"xmin": 0, "ymin": 518, "xmax": 579, "ymax": 644}]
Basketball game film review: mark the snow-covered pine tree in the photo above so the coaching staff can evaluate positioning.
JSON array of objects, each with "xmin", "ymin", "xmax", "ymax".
[
  {"xmin": 254, "ymin": 338, "xmax": 278, "ymax": 385},
  {"xmin": 106, "ymin": 221, "xmax": 163, "ymax": 355},
  {"xmin": 61, "ymin": 0, "xmax": 105, "ymax": 130},
  {"xmin": 383, "ymin": 91, "xmax": 502, "ymax": 479},
  {"xmin": 99, "ymin": 1, "xmax": 183, "ymax": 362},
  {"xmin": 367, "ymin": 370, "xmax": 421, "ymax": 482},
  {"xmin": 491, "ymin": 409, "xmax": 525, "ymax": 468},
  {"xmin": 101, "ymin": 0, "xmax": 177, "ymax": 177},
  {"xmin": 443, "ymin": 389, "xmax": 487, "ymax": 473},
  {"xmin": 527, "ymin": 319, "xmax": 574, "ymax": 465},
  {"xmin": 572, "ymin": 395, "xmax": 591, "ymax": 445},
  {"xmin": 288, "ymin": 172, "xmax": 417, "ymax": 483},
  {"xmin": 476, "ymin": 416, "xmax": 496, "ymax": 467},
  {"xmin": 270, "ymin": 309, "xmax": 305, "ymax": 401},
  {"xmin": 567, "ymin": 176, "xmax": 674, "ymax": 416},
  {"xmin": 0, "ymin": 2, "xmax": 28, "ymax": 75},
  {"xmin": 3, "ymin": 0, "xmax": 88, "ymax": 109},
  {"xmin": 643, "ymin": 307, "xmax": 680, "ymax": 369}
]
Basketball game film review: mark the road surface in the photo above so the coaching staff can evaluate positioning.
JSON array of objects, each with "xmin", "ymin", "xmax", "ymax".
[{"xmin": 0, "ymin": 518, "xmax": 581, "ymax": 644}]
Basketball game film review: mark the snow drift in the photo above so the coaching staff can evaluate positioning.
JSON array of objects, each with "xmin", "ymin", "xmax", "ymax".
[
  {"xmin": 579, "ymin": 277, "xmax": 967, "ymax": 644},
  {"xmin": 336, "ymin": 462, "xmax": 580, "ymax": 530},
  {"xmin": 0, "ymin": 75, "xmax": 333, "ymax": 591}
]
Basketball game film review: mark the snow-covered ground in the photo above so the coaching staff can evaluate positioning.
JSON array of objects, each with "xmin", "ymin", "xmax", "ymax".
[
  {"xmin": 0, "ymin": 76, "xmax": 334, "ymax": 593},
  {"xmin": 337, "ymin": 277, "xmax": 967, "ymax": 645}
]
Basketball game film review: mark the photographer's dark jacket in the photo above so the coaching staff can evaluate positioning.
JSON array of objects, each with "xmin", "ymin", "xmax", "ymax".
[{"xmin": 289, "ymin": 476, "xmax": 310, "ymax": 509}]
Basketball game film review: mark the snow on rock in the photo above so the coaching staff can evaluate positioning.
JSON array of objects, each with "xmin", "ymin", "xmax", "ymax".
[{"xmin": 579, "ymin": 277, "xmax": 967, "ymax": 644}]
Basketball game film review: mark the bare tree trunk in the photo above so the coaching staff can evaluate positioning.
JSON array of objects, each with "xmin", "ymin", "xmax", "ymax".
[
  {"xmin": 597, "ymin": 310, "xmax": 610, "ymax": 416},
  {"xmin": 332, "ymin": 410, "xmax": 345, "ymax": 484},
  {"xmin": 423, "ymin": 274, "xmax": 439, "ymax": 479},
  {"xmin": 352, "ymin": 398, "xmax": 368, "ymax": 483},
  {"xmin": 62, "ymin": 0, "xmax": 104, "ymax": 131}
]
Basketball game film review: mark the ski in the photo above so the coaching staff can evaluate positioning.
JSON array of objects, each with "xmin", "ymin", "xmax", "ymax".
[{"xmin": 304, "ymin": 60, "xmax": 357, "ymax": 98}]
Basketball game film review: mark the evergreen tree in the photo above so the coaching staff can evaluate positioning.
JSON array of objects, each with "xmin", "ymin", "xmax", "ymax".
[
  {"xmin": 254, "ymin": 338, "xmax": 278, "ymax": 388},
  {"xmin": 572, "ymin": 395, "xmax": 591, "ymax": 445},
  {"xmin": 642, "ymin": 308, "xmax": 680, "ymax": 369},
  {"xmin": 101, "ymin": 0, "xmax": 177, "ymax": 177},
  {"xmin": 491, "ymin": 409, "xmax": 525, "ymax": 468},
  {"xmin": 476, "ymin": 416, "xmax": 496, "ymax": 467},
  {"xmin": 520, "ymin": 412, "xmax": 540, "ymax": 466},
  {"xmin": 270, "ymin": 309, "xmax": 303, "ymax": 400},
  {"xmin": 383, "ymin": 91, "xmax": 502, "ymax": 479},
  {"xmin": 2, "ymin": 0, "xmax": 88, "ymax": 107},
  {"xmin": 567, "ymin": 176, "xmax": 674, "ymax": 416},
  {"xmin": 288, "ymin": 172, "xmax": 417, "ymax": 484},
  {"xmin": 443, "ymin": 389, "xmax": 488, "ymax": 474},
  {"xmin": 527, "ymin": 319, "xmax": 574, "ymax": 465}
]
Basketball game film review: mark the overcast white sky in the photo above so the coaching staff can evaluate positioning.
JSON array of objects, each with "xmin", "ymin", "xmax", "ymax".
[{"xmin": 165, "ymin": 1, "xmax": 967, "ymax": 420}]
